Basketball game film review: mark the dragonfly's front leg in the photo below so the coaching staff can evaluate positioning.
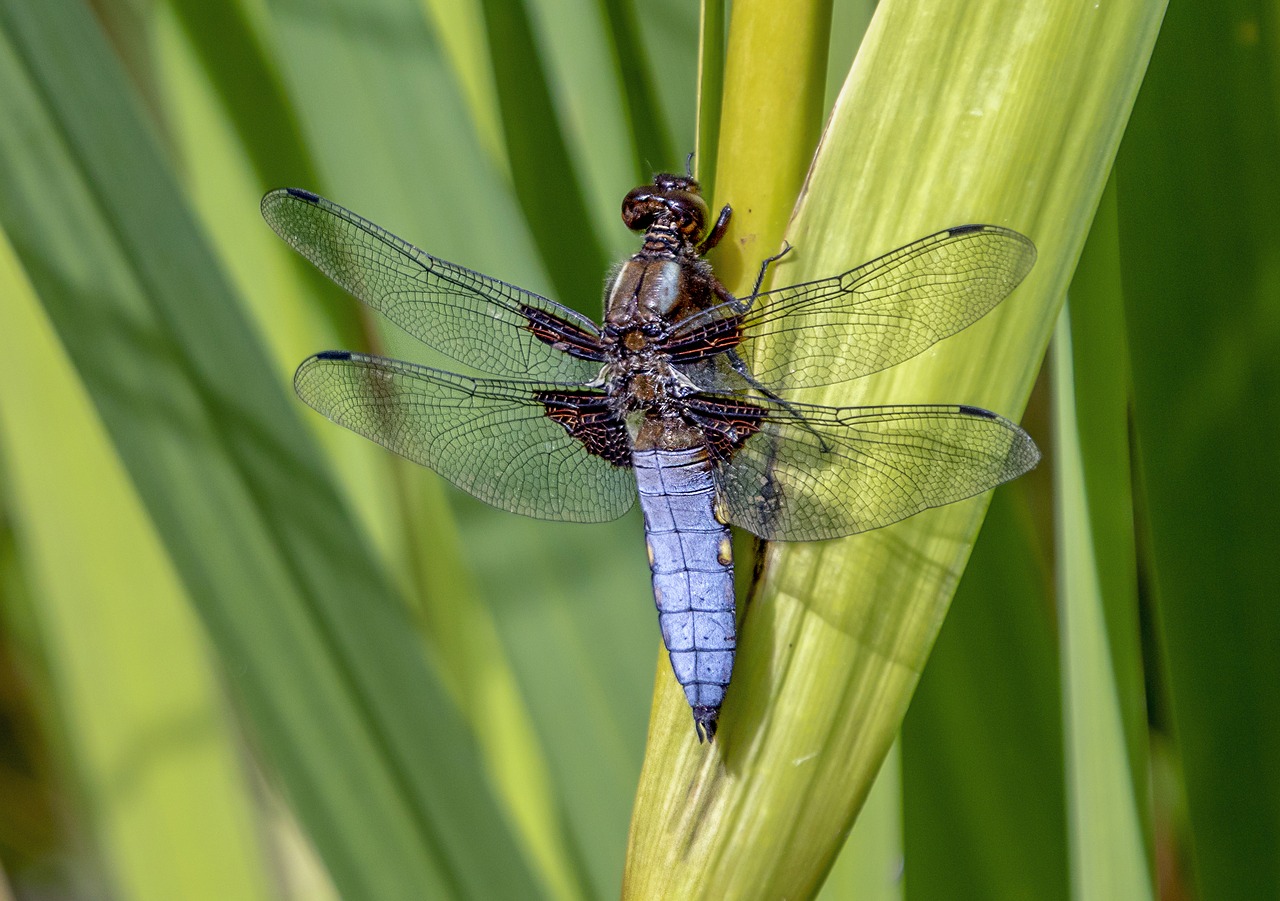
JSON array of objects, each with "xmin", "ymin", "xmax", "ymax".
[
  {"xmin": 745, "ymin": 243, "xmax": 793, "ymax": 307},
  {"xmin": 697, "ymin": 204, "xmax": 733, "ymax": 255},
  {"xmin": 722, "ymin": 350, "xmax": 831, "ymax": 452},
  {"xmin": 709, "ymin": 242, "xmax": 795, "ymax": 316}
]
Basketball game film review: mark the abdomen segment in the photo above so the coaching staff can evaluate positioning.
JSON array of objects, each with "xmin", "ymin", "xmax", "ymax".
[{"xmin": 632, "ymin": 447, "xmax": 736, "ymax": 741}]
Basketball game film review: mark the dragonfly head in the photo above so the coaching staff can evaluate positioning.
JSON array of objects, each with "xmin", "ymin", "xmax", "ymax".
[{"xmin": 622, "ymin": 174, "xmax": 711, "ymax": 245}]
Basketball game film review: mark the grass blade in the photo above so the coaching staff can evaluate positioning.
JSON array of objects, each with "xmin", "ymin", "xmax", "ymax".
[
  {"xmin": 0, "ymin": 226, "xmax": 276, "ymax": 901},
  {"xmin": 479, "ymin": 0, "xmax": 610, "ymax": 305},
  {"xmin": 1117, "ymin": 1, "xmax": 1280, "ymax": 895},
  {"xmin": 694, "ymin": 0, "xmax": 725, "ymax": 193},
  {"xmin": 1053, "ymin": 307, "xmax": 1153, "ymax": 900},
  {"xmin": 0, "ymin": 2, "xmax": 544, "ymax": 895},
  {"xmin": 902, "ymin": 483, "xmax": 1067, "ymax": 901},
  {"xmin": 599, "ymin": 0, "xmax": 676, "ymax": 175},
  {"xmin": 1056, "ymin": 180, "xmax": 1152, "ymax": 899}
]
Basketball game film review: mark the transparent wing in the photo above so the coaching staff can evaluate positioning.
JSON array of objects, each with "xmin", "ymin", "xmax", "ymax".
[
  {"xmin": 294, "ymin": 351, "xmax": 635, "ymax": 522},
  {"xmin": 713, "ymin": 399, "xmax": 1040, "ymax": 541},
  {"xmin": 674, "ymin": 225, "xmax": 1036, "ymax": 390},
  {"xmin": 263, "ymin": 189, "xmax": 605, "ymax": 382}
]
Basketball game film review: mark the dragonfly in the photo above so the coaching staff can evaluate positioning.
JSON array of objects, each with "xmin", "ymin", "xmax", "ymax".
[{"xmin": 262, "ymin": 174, "xmax": 1039, "ymax": 742}]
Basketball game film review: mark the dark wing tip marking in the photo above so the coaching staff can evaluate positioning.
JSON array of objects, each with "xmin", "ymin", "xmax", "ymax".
[
  {"xmin": 285, "ymin": 187, "xmax": 321, "ymax": 203},
  {"xmin": 944, "ymin": 223, "xmax": 1038, "ymax": 261},
  {"xmin": 953, "ymin": 404, "xmax": 1042, "ymax": 473},
  {"xmin": 314, "ymin": 350, "xmax": 353, "ymax": 361}
]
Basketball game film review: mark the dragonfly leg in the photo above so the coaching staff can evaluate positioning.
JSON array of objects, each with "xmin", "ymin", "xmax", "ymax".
[
  {"xmin": 726, "ymin": 350, "xmax": 831, "ymax": 452},
  {"xmin": 744, "ymin": 242, "xmax": 794, "ymax": 307},
  {"xmin": 698, "ymin": 204, "xmax": 733, "ymax": 255},
  {"xmin": 703, "ymin": 239, "xmax": 793, "ymax": 316}
]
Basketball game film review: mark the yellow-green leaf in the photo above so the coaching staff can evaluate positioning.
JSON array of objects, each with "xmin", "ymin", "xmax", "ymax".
[{"xmin": 626, "ymin": 2, "xmax": 1166, "ymax": 897}]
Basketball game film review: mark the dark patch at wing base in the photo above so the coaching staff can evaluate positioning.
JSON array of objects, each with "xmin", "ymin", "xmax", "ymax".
[
  {"xmin": 535, "ymin": 391, "xmax": 631, "ymax": 466},
  {"xmin": 663, "ymin": 314, "xmax": 744, "ymax": 363},
  {"xmin": 521, "ymin": 305, "xmax": 607, "ymax": 362},
  {"xmin": 684, "ymin": 395, "xmax": 768, "ymax": 464}
]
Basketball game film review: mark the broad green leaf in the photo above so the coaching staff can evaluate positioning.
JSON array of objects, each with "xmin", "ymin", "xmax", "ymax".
[
  {"xmin": 1053, "ymin": 306, "xmax": 1152, "ymax": 900},
  {"xmin": 823, "ymin": 0, "xmax": 876, "ymax": 113},
  {"xmin": 0, "ymin": 225, "xmax": 276, "ymax": 901},
  {"xmin": 902, "ymin": 483, "xmax": 1067, "ymax": 901},
  {"xmin": 0, "ymin": 2, "xmax": 545, "ymax": 897},
  {"xmin": 1056, "ymin": 180, "xmax": 1152, "ymax": 900},
  {"xmin": 818, "ymin": 741, "xmax": 903, "ymax": 901},
  {"xmin": 1118, "ymin": 1, "xmax": 1280, "ymax": 896},
  {"xmin": 627, "ymin": 1, "xmax": 1166, "ymax": 897}
]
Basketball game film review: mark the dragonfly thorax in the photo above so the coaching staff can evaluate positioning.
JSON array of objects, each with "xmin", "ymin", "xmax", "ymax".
[
  {"xmin": 601, "ymin": 352, "xmax": 692, "ymax": 414},
  {"xmin": 604, "ymin": 258, "xmax": 715, "ymax": 333}
]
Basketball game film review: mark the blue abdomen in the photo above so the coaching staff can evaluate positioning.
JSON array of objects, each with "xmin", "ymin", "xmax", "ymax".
[{"xmin": 632, "ymin": 447, "xmax": 736, "ymax": 741}]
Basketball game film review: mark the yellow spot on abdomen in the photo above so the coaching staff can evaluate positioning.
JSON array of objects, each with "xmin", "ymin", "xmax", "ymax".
[{"xmin": 717, "ymin": 537, "xmax": 733, "ymax": 566}]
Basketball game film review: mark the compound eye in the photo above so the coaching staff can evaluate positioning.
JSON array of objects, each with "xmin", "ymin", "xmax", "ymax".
[
  {"xmin": 622, "ymin": 187, "xmax": 662, "ymax": 231},
  {"xmin": 666, "ymin": 190, "xmax": 709, "ymax": 240}
]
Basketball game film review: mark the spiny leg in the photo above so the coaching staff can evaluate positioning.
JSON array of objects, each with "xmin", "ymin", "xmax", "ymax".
[
  {"xmin": 725, "ymin": 350, "xmax": 830, "ymax": 452},
  {"xmin": 742, "ymin": 242, "xmax": 794, "ymax": 309},
  {"xmin": 708, "ymin": 242, "xmax": 796, "ymax": 313}
]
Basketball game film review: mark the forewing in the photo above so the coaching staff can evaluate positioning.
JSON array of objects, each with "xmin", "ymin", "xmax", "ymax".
[
  {"xmin": 714, "ymin": 400, "xmax": 1039, "ymax": 541},
  {"xmin": 294, "ymin": 352, "xmax": 635, "ymax": 522},
  {"xmin": 263, "ymin": 189, "xmax": 604, "ymax": 381},
  {"xmin": 676, "ymin": 225, "xmax": 1035, "ymax": 390}
]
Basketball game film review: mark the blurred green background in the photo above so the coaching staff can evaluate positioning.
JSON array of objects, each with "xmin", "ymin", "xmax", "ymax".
[{"xmin": 0, "ymin": 0, "xmax": 1275, "ymax": 899}]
